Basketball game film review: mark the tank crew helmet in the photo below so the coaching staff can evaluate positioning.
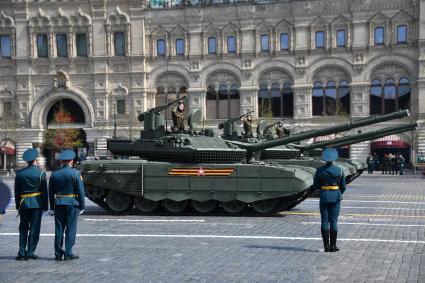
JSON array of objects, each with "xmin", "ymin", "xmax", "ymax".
[
  {"xmin": 321, "ymin": 148, "xmax": 338, "ymax": 162},
  {"xmin": 22, "ymin": 148, "xmax": 39, "ymax": 162},
  {"xmin": 58, "ymin": 150, "xmax": 76, "ymax": 161},
  {"xmin": 278, "ymin": 121, "xmax": 284, "ymax": 126}
]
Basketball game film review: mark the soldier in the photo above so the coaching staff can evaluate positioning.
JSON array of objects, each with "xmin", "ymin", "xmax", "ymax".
[
  {"xmin": 366, "ymin": 153, "xmax": 374, "ymax": 174},
  {"xmin": 48, "ymin": 150, "xmax": 85, "ymax": 261},
  {"xmin": 275, "ymin": 121, "xmax": 290, "ymax": 138},
  {"xmin": 171, "ymin": 101, "xmax": 186, "ymax": 133},
  {"xmin": 14, "ymin": 148, "xmax": 48, "ymax": 260},
  {"xmin": 243, "ymin": 114, "xmax": 254, "ymax": 138},
  {"xmin": 313, "ymin": 148, "xmax": 346, "ymax": 252}
]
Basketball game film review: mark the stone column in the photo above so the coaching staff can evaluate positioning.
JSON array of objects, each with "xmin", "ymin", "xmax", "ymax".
[
  {"xmin": 239, "ymin": 86, "xmax": 257, "ymax": 117},
  {"xmin": 350, "ymin": 82, "xmax": 369, "ymax": 118},
  {"xmin": 292, "ymin": 84, "xmax": 311, "ymax": 120}
]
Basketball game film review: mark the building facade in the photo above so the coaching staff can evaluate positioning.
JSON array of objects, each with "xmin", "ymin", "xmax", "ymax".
[{"xmin": 0, "ymin": 0, "xmax": 424, "ymax": 168}]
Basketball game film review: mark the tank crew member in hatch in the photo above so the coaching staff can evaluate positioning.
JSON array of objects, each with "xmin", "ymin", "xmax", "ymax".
[
  {"xmin": 313, "ymin": 148, "xmax": 346, "ymax": 252},
  {"xmin": 275, "ymin": 121, "xmax": 291, "ymax": 138},
  {"xmin": 171, "ymin": 101, "xmax": 186, "ymax": 133},
  {"xmin": 243, "ymin": 114, "xmax": 254, "ymax": 138}
]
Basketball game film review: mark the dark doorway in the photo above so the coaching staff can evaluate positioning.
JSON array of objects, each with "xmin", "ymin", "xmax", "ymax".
[
  {"xmin": 371, "ymin": 142, "xmax": 410, "ymax": 167},
  {"xmin": 47, "ymin": 99, "xmax": 85, "ymax": 125}
]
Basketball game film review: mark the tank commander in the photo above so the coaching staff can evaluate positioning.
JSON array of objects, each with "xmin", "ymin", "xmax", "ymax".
[
  {"xmin": 275, "ymin": 121, "xmax": 290, "ymax": 138},
  {"xmin": 313, "ymin": 148, "xmax": 346, "ymax": 252},
  {"xmin": 14, "ymin": 148, "xmax": 48, "ymax": 260},
  {"xmin": 243, "ymin": 114, "xmax": 254, "ymax": 138},
  {"xmin": 49, "ymin": 150, "xmax": 85, "ymax": 261},
  {"xmin": 171, "ymin": 101, "xmax": 186, "ymax": 133}
]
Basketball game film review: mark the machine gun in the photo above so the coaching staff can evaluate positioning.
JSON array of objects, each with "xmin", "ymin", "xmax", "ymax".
[
  {"xmin": 218, "ymin": 110, "xmax": 254, "ymax": 137},
  {"xmin": 137, "ymin": 96, "xmax": 187, "ymax": 133}
]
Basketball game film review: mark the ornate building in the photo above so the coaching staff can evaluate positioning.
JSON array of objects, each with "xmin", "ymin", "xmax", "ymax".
[{"xmin": 0, "ymin": 0, "xmax": 423, "ymax": 168}]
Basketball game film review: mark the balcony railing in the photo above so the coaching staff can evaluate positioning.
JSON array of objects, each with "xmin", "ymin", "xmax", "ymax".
[{"xmin": 148, "ymin": 0, "xmax": 282, "ymax": 9}]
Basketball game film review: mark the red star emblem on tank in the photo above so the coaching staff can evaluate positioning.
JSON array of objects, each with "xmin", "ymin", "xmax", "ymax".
[{"xmin": 197, "ymin": 167, "xmax": 205, "ymax": 176}]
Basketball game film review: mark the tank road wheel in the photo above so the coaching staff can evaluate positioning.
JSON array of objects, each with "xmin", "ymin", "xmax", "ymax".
[
  {"xmin": 221, "ymin": 200, "xmax": 246, "ymax": 214},
  {"xmin": 192, "ymin": 200, "xmax": 218, "ymax": 213},
  {"xmin": 251, "ymin": 198, "xmax": 279, "ymax": 214},
  {"xmin": 163, "ymin": 199, "xmax": 190, "ymax": 213},
  {"xmin": 106, "ymin": 191, "xmax": 134, "ymax": 213},
  {"xmin": 134, "ymin": 197, "xmax": 160, "ymax": 213}
]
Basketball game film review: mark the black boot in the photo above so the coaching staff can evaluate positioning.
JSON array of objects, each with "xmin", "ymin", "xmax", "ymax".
[
  {"xmin": 321, "ymin": 230, "xmax": 330, "ymax": 252},
  {"xmin": 330, "ymin": 230, "xmax": 339, "ymax": 252}
]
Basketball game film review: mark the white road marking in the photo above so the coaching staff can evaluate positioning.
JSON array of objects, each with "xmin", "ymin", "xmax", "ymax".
[
  {"xmin": 84, "ymin": 219, "xmax": 205, "ymax": 223},
  {"xmin": 304, "ymin": 199, "xmax": 425, "ymax": 205},
  {"xmin": 0, "ymin": 233, "xmax": 424, "ymax": 244},
  {"xmin": 303, "ymin": 205, "xmax": 425, "ymax": 211},
  {"xmin": 301, "ymin": 221, "xmax": 425, "ymax": 227}
]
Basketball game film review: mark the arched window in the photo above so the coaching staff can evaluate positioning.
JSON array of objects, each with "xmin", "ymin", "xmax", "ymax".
[
  {"xmin": 258, "ymin": 83, "xmax": 269, "ymax": 117},
  {"xmin": 370, "ymin": 79, "xmax": 382, "ymax": 114},
  {"xmin": 338, "ymin": 80, "xmax": 350, "ymax": 115},
  {"xmin": 384, "ymin": 79, "xmax": 396, "ymax": 114},
  {"xmin": 312, "ymin": 81, "xmax": 324, "ymax": 115},
  {"xmin": 282, "ymin": 82, "xmax": 293, "ymax": 117},
  {"xmin": 325, "ymin": 81, "xmax": 337, "ymax": 115},
  {"xmin": 229, "ymin": 84, "xmax": 240, "ymax": 117},
  {"xmin": 397, "ymin": 78, "xmax": 410, "ymax": 111},
  {"xmin": 206, "ymin": 78, "xmax": 240, "ymax": 119}
]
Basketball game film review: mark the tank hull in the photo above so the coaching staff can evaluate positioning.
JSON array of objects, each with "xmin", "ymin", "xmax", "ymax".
[{"xmin": 81, "ymin": 159, "xmax": 314, "ymax": 214}]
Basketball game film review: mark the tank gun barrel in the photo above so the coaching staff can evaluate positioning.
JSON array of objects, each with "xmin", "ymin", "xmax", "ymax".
[
  {"xmin": 138, "ymin": 96, "xmax": 187, "ymax": 122},
  {"xmin": 229, "ymin": 110, "xmax": 410, "ymax": 152},
  {"xmin": 218, "ymin": 110, "xmax": 254, "ymax": 129},
  {"xmin": 297, "ymin": 122, "xmax": 418, "ymax": 151}
]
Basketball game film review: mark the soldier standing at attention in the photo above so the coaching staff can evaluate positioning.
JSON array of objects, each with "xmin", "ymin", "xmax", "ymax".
[
  {"xmin": 14, "ymin": 148, "xmax": 48, "ymax": 260},
  {"xmin": 49, "ymin": 150, "xmax": 85, "ymax": 261},
  {"xmin": 171, "ymin": 101, "xmax": 186, "ymax": 133},
  {"xmin": 313, "ymin": 148, "xmax": 346, "ymax": 252},
  {"xmin": 243, "ymin": 114, "xmax": 254, "ymax": 138}
]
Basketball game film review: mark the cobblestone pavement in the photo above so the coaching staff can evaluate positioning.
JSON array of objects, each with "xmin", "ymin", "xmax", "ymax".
[{"xmin": 0, "ymin": 173, "xmax": 424, "ymax": 283}]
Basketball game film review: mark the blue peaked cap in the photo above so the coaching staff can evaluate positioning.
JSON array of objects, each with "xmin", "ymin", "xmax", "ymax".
[
  {"xmin": 22, "ymin": 148, "xmax": 38, "ymax": 162},
  {"xmin": 59, "ymin": 150, "xmax": 76, "ymax": 161},
  {"xmin": 321, "ymin": 148, "xmax": 338, "ymax": 162}
]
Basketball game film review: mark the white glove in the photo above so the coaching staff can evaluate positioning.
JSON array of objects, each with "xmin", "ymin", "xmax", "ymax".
[
  {"xmin": 79, "ymin": 209, "xmax": 84, "ymax": 215},
  {"xmin": 47, "ymin": 210, "xmax": 55, "ymax": 216}
]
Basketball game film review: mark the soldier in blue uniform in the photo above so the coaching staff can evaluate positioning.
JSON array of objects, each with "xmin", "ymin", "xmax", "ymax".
[
  {"xmin": 14, "ymin": 148, "xmax": 48, "ymax": 260},
  {"xmin": 313, "ymin": 148, "xmax": 346, "ymax": 252},
  {"xmin": 48, "ymin": 150, "xmax": 85, "ymax": 261}
]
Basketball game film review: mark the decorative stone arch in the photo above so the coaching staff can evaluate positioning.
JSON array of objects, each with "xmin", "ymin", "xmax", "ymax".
[
  {"xmin": 252, "ymin": 60, "xmax": 296, "ymax": 86},
  {"xmin": 30, "ymin": 87, "xmax": 94, "ymax": 129},
  {"xmin": 308, "ymin": 58, "xmax": 353, "ymax": 83},
  {"xmin": 0, "ymin": 11, "xmax": 16, "ymax": 58},
  {"xmin": 0, "ymin": 11, "xmax": 15, "ymax": 28},
  {"xmin": 70, "ymin": 8, "xmax": 92, "ymax": 26},
  {"xmin": 106, "ymin": 6, "xmax": 130, "ymax": 25},
  {"xmin": 51, "ymin": 8, "xmax": 70, "ymax": 27},
  {"xmin": 364, "ymin": 55, "xmax": 417, "ymax": 82},
  {"xmin": 200, "ymin": 62, "xmax": 243, "ymax": 88},
  {"xmin": 28, "ymin": 8, "xmax": 50, "ymax": 28},
  {"xmin": 105, "ymin": 6, "xmax": 131, "ymax": 56},
  {"xmin": 149, "ymin": 63, "xmax": 193, "ymax": 89}
]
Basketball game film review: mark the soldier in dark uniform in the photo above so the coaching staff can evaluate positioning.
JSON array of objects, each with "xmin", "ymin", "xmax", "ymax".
[
  {"xmin": 313, "ymin": 148, "xmax": 346, "ymax": 252},
  {"xmin": 366, "ymin": 153, "xmax": 374, "ymax": 174},
  {"xmin": 171, "ymin": 101, "xmax": 186, "ymax": 133},
  {"xmin": 14, "ymin": 148, "xmax": 48, "ymax": 260},
  {"xmin": 275, "ymin": 121, "xmax": 290, "ymax": 138},
  {"xmin": 48, "ymin": 150, "xmax": 85, "ymax": 261},
  {"xmin": 243, "ymin": 114, "xmax": 254, "ymax": 138}
]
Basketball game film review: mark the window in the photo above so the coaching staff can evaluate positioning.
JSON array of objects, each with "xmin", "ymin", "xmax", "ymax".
[
  {"xmin": 76, "ymin": 34, "xmax": 87, "ymax": 57},
  {"xmin": 313, "ymin": 80, "xmax": 350, "ymax": 116},
  {"xmin": 0, "ymin": 35, "xmax": 11, "ymax": 58},
  {"xmin": 336, "ymin": 30, "xmax": 346, "ymax": 47},
  {"xmin": 3, "ymin": 101, "xmax": 12, "ymax": 118},
  {"xmin": 383, "ymin": 79, "xmax": 396, "ymax": 114},
  {"xmin": 206, "ymin": 84, "xmax": 240, "ymax": 119},
  {"xmin": 157, "ymin": 39, "xmax": 166, "ymax": 56},
  {"xmin": 370, "ymin": 79, "xmax": 382, "ymax": 115},
  {"xmin": 37, "ymin": 34, "xmax": 48, "ymax": 58},
  {"xmin": 56, "ymin": 34, "xmax": 68, "ymax": 57},
  {"xmin": 398, "ymin": 78, "xmax": 410, "ymax": 110},
  {"xmin": 280, "ymin": 33, "xmax": 289, "ymax": 50},
  {"xmin": 312, "ymin": 81, "xmax": 324, "ymax": 115},
  {"xmin": 338, "ymin": 81, "xmax": 350, "ymax": 115},
  {"xmin": 208, "ymin": 37, "xmax": 216, "ymax": 54},
  {"xmin": 258, "ymin": 82, "xmax": 294, "ymax": 117},
  {"xmin": 325, "ymin": 81, "xmax": 337, "ymax": 115},
  {"xmin": 114, "ymin": 32, "xmax": 125, "ymax": 56},
  {"xmin": 260, "ymin": 34, "xmax": 269, "ymax": 51},
  {"xmin": 370, "ymin": 78, "xmax": 410, "ymax": 114},
  {"xmin": 397, "ymin": 25, "xmax": 407, "ymax": 44},
  {"xmin": 116, "ymin": 100, "xmax": 125, "ymax": 115},
  {"xmin": 315, "ymin": 31, "xmax": 325, "ymax": 48},
  {"xmin": 175, "ymin": 38, "xmax": 184, "ymax": 55},
  {"xmin": 374, "ymin": 27, "xmax": 385, "ymax": 45},
  {"xmin": 227, "ymin": 36, "xmax": 236, "ymax": 53}
]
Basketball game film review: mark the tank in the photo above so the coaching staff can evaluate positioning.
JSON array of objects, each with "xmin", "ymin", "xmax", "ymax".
[
  {"xmin": 221, "ymin": 110, "xmax": 411, "ymax": 184},
  {"xmin": 81, "ymin": 100, "xmax": 411, "ymax": 215}
]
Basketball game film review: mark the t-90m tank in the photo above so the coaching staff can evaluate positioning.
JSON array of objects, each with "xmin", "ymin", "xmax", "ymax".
[{"xmin": 81, "ymin": 98, "xmax": 413, "ymax": 215}]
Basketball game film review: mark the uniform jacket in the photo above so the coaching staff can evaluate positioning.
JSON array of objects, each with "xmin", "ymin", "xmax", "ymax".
[
  {"xmin": 14, "ymin": 165, "xmax": 48, "ymax": 210},
  {"xmin": 313, "ymin": 163, "xmax": 346, "ymax": 204},
  {"xmin": 49, "ymin": 165, "xmax": 85, "ymax": 210}
]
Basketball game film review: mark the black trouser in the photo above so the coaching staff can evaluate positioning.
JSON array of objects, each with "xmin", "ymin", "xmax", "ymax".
[
  {"xmin": 18, "ymin": 209, "xmax": 43, "ymax": 257},
  {"xmin": 54, "ymin": 206, "xmax": 78, "ymax": 258}
]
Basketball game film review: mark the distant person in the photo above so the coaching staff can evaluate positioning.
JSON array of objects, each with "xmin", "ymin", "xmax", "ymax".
[
  {"xmin": 49, "ymin": 150, "xmax": 85, "ymax": 261},
  {"xmin": 275, "ymin": 121, "xmax": 290, "ymax": 138},
  {"xmin": 171, "ymin": 101, "xmax": 186, "ymax": 133},
  {"xmin": 382, "ymin": 153, "xmax": 389, "ymax": 174},
  {"xmin": 313, "ymin": 148, "xmax": 346, "ymax": 252},
  {"xmin": 373, "ymin": 152, "xmax": 379, "ymax": 171},
  {"xmin": 243, "ymin": 114, "xmax": 254, "ymax": 138},
  {"xmin": 14, "ymin": 149, "xmax": 48, "ymax": 260},
  {"xmin": 366, "ymin": 153, "xmax": 374, "ymax": 174},
  {"xmin": 398, "ymin": 154, "xmax": 406, "ymax": 175},
  {"xmin": 390, "ymin": 153, "xmax": 397, "ymax": 175}
]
